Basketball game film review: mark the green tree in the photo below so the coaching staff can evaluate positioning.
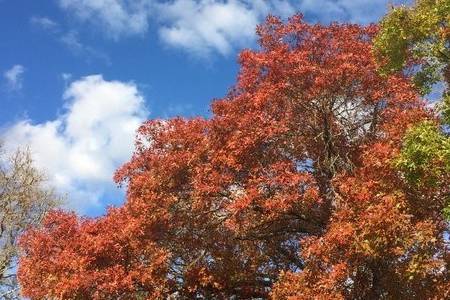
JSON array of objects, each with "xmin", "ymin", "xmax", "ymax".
[
  {"xmin": 395, "ymin": 120, "xmax": 450, "ymax": 220},
  {"xmin": 375, "ymin": 0, "xmax": 450, "ymax": 221},
  {"xmin": 374, "ymin": 0, "xmax": 450, "ymax": 94}
]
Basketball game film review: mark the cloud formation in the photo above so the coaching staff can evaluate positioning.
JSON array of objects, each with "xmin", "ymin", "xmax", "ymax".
[
  {"xmin": 3, "ymin": 65, "xmax": 25, "ymax": 91},
  {"xmin": 55, "ymin": 0, "xmax": 396, "ymax": 56},
  {"xmin": 156, "ymin": 0, "xmax": 294, "ymax": 56},
  {"xmin": 1, "ymin": 75, "xmax": 148, "ymax": 214},
  {"xmin": 55, "ymin": 0, "xmax": 294, "ymax": 55}
]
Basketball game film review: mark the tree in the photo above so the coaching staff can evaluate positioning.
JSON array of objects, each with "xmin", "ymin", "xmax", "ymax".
[
  {"xmin": 18, "ymin": 15, "xmax": 449, "ymax": 299},
  {"xmin": 373, "ymin": 0, "xmax": 450, "ymax": 95},
  {"xmin": 395, "ymin": 120, "xmax": 450, "ymax": 220},
  {"xmin": 374, "ymin": 0, "xmax": 450, "ymax": 223},
  {"xmin": 18, "ymin": 209, "xmax": 168, "ymax": 299},
  {"xmin": 0, "ymin": 145, "xmax": 58, "ymax": 299}
]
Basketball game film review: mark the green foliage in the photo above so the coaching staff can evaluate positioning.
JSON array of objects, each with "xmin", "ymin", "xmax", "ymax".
[
  {"xmin": 374, "ymin": 0, "xmax": 450, "ymax": 94},
  {"xmin": 441, "ymin": 93, "xmax": 450, "ymax": 125},
  {"xmin": 395, "ymin": 121, "xmax": 450, "ymax": 219},
  {"xmin": 444, "ymin": 205, "xmax": 450, "ymax": 220},
  {"xmin": 395, "ymin": 121, "xmax": 449, "ymax": 184},
  {"xmin": 378, "ymin": 0, "xmax": 450, "ymax": 220}
]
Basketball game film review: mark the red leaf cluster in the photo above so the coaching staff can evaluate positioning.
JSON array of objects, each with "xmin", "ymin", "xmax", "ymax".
[{"xmin": 18, "ymin": 15, "xmax": 448, "ymax": 299}]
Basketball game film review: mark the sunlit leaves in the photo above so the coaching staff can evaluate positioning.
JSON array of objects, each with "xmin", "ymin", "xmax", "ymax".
[
  {"xmin": 395, "ymin": 121, "xmax": 450, "ymax": 185},
  {"xmin": 374, "ymin": 0, "xmax": 450, "ymax": 93},
  {"xmin": 18, "ymin": 14, "xmax": 450, "ymax": 299}
]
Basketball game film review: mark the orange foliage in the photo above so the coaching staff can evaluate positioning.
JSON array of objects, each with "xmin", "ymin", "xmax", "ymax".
[{"xmin": 18, "ymin": 15, "xmax": 448, "ymax": 299}]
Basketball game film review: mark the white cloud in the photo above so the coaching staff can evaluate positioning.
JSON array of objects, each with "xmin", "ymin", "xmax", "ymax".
[
  {"xmin": 156, "ymin": 0, "xmax": 294, "ymax": 56},
  {"xmin": 1, "ymin": 75, "xmax": 148, "ymax": 214},
  {"xmin": 56, "ymin": 0, "xmax": 294, "ymax": 55},
  {"xmin": 3, "ymin": 65, "xmax": 25, "ymax": 91},
  {"xmin": 58, "ymin": 0, "xmax": 152, "ymax": 38},
  {"xmin": 56, "ymin": 0, "xmax": 396, "ymax": 56}
]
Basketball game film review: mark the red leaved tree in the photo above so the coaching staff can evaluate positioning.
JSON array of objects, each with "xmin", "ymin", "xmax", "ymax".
[{"xmin": 18, "ymin": 15, "xmax": 448, "ymax": 299}]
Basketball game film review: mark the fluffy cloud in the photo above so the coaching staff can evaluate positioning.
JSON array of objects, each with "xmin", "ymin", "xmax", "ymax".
[
  {"xmin": 56, "ymin": 0, "xmax": 396, "ymax": 55},
  {"xmin": 3, "ymin": 65, "xmax": 25, "ymax": 91},
  {"xmin": 1, "ymin": 75, "xmax": 148, "ymax": 214},
  {"xmin": 56, "ymin": 0, "xmax": 294, "ymax": 55},
  {"xmin": 156, "ymin": 0, "xmax": 294, "ymax": 55}
]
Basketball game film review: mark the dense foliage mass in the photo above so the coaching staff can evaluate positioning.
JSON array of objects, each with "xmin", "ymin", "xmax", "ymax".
[
  {"xmin": 374, "ymin": 0, "xmax": 450, "ymax": 94},
  {"xmin": 18, "ymin": 14, "xmax": 449, "ymax": 299},
  {"xmin": 374, "ymin": 0, "xmax": 450, "ymax": 224}
]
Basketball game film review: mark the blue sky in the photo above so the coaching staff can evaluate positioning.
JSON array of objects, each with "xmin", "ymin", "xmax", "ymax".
[{"xmin": 0, "ymin": 0, "xmax": 404, "ymax": 216}]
